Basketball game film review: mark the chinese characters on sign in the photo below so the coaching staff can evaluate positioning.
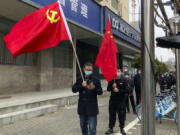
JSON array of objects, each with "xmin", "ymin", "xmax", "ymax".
[
  {"xmin": 69, "ymin": 0, "xmax": 88, "ymax": 18},
  {"xmin": 104, "ymin": 7, "xmax": 141, "ymax": 47},
  {"xmin": 111, "ymin": 18, "xmax": 140, "ymax": 42},
  {"xmin": 70, "ymin": 0, "xmax": 78, "ymax": 12},
  {"xmin": 30, "ymin": 0, "xmax": 102, "ymax": 34},
  {"xmin": 80, "ymin": 3, "xmax": 88, "ymax": 18}
]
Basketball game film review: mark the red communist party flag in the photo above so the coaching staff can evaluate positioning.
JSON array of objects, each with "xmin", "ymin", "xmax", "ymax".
[
  {"xmin": 95, "ymin": 18, "xmax": 118, "ymax": 82},
  {"xmin": 3, "ymin": 1, "xmax": 72, "ymax": 57}
]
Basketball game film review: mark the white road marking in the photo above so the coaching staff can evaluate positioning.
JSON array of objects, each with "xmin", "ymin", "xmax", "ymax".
[{"xmin": 115, "ymin": 118, "xmax": 140, "ymax": 135}]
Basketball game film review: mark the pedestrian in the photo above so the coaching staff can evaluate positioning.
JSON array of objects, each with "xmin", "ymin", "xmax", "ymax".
[
  {"xmin": 72, "ymin": 62, "xmax": 103, "ymax": 135},
  {"xmin": 105, "ymin": 69, "xmax": 129, "ymax": 135},
  {"xmin": 134, "ymin": 70, "xmax": 141, "ymax": 105},
  {"xmin": 125, "ymin": 74, "xmax": 136, "ymax": 114}
]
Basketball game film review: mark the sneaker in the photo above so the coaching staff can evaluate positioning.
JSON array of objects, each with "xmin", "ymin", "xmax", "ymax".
[
  {"xmin": 120, "ymin": 128, "xmax": 126, "ymax": 135},
  {"xmin": 105, "ymin": 129, "xmax": 114, "ymax": 135}
]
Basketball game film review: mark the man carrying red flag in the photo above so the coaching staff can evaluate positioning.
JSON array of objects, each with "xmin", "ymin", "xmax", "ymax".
[
  {"xmin": 3, "ymin": 1, "xmax": 72, "ymax": 57},
  {"xmin": 95, "ymin": 18, "xmax": 128, "ymax": 135}
]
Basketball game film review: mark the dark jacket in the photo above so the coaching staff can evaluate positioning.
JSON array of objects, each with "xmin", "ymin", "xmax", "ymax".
[
  {"xmin": 134, "ymin": 74, "xmax": 141, "ymax": 89},
  {"xmin": 107, "ymin": 77, "xmax": 129, "ymax": 102},
  {"xmin": 126, "ymin": 78, "xmax": 134, "ymax": 95},
  {"xmin": 72, "ymin": 74, "xmax": 103, "ymax": 116}
]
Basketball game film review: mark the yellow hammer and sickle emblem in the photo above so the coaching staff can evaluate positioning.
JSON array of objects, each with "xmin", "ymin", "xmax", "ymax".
[{"xmin": 46, "ymin": 9, "xmax": 60, "ymax": 24}]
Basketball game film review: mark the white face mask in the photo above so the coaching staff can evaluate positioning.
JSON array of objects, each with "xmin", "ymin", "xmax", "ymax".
[{"xmin": 84, "ymin": 70, "xmax": 92, "ymax": 76}]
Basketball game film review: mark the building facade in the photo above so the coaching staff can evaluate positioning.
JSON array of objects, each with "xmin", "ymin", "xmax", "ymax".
[
  {"xmin": 95, "ymin": 0, "xmax": 129, "ymax": 23},
  {"xmin": 0, "ymin": 0, "xmax": 140, "ymax": 94}
]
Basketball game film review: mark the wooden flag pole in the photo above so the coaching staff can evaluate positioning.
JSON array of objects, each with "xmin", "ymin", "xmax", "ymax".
[{"xmin": 70, "ymin": 41, "xmax": 85, "ymax": 81}]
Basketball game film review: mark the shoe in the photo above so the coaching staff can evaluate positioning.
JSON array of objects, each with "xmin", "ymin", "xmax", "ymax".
[
  {"xmin": 120, "ymin": 128, "xmax": 126, "ymax": 135},
  {"xmin": 105, "ymin": 128, "xmax": 114, "ymax": 135}
]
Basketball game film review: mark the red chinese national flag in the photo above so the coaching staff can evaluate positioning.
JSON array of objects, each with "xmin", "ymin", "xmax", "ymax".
[
  {"xmin": 95, "ymin": 18, "xmax": 118, "ymax": 82},
  {"xmin": 3, "ymin": 1, "xmax": 72, "ymax": 57}
]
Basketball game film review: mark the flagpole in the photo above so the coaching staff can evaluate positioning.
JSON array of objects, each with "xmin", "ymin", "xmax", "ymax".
[
  {"xmin": 58, "ymin": 1, "xmax": 84, "ymax": 81},
  {"xmin": 70, "ymin": 41, "xmax": 85, "ymax": 81}
]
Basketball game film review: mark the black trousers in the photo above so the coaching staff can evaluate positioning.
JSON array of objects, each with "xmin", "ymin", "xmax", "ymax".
[
  {"xmin": 135, "ymin": 88, "xmax": 141, "ymax": 105},
  {"xmin": 108, "ymin": 100, "xmax": 126, "ymax": 129},
  {"xmin": 126, "ymin": 95, "xmax": 136, "ymax": 113}
]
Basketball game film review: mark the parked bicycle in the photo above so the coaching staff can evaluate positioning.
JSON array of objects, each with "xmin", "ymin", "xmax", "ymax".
[{"xmin": 136, "ymin": 88, "xmax": 177, "ymax": 123}]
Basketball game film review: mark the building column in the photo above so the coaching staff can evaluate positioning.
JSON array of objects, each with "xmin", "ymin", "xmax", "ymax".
[{"xmin": 39, "ymin": 48, "xmax": 53, "ymax": 91}]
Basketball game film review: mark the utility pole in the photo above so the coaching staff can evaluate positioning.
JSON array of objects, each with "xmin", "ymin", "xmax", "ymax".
[
  {"xmin": 175, "ymin": 18, "xmax": 180, "ymax": 135},
  {"xmin": 141, "ymin": 0, "xmax": 155, "ymax": 134},
  {"xmin": 169, "ymin": 6, "xmax": 180, "ymax": 135},
  {"xmin": 174, "ymin": 4, "xmax": 180, "ymax": 135}
]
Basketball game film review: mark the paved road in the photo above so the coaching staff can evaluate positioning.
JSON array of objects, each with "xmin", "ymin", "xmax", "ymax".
[
  {"xmin": 0, "ymin": 96, "xmax": 136, "ymax": 135},
  {"xmin": 0, "ymin": 95, "xmax": 177, "ymax": 135}
]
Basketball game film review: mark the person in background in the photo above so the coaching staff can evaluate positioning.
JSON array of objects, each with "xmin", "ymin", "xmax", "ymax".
[
  {"xmin": 134, "ymin": 70, "xmax": 141, "ymax": 105},
  {"xmin": 125, "ymin": 73, "xmax": 136, "ymax": 114}
]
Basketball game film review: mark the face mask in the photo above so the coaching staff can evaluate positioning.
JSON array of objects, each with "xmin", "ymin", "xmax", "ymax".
[
  {"xmin": 85, "ymin": 71, "xmax": 92, "ymax": 76},
  {"xmin": 117, "ymin": 72, "xmax": 121, "ymax": 77},
  {"xmin": 125, "ymin": 75, "xmax": 129, "ymax": 78},
  {"xmin": 138, "ymin": 71, "xmax": 141, "ymax": 74}
]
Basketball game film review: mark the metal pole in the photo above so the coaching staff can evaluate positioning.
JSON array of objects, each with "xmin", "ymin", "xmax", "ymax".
[
  {"xmin": 175, "ymin": 22, "xmax": 180, "ymax": 135},
  {"xmin": 141, "ymin": 0, "xmax": 155, "ymax": 134},
  {"xmin": 176, "ymin": 48, "xmax": 180, "ymax": 135}
]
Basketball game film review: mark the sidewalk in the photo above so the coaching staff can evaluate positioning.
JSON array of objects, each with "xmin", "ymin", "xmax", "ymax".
[
  {"xmin": 0, "ymin": 95, "xmax": 177, "ymax": 135},
  {"xmin": 126, "ymin": 119, "xmax": 177, "ymax": 135},
  {"xmin": 0, "ymin": 95, "xmax": 136, "ymax": 135},
  {"xmin": 0, "ymin": 89, "xmax": 76, "ymax": 107},
  {"xmin": 0, "ymin": 87, "xmax": 107, "ymax": 108}
]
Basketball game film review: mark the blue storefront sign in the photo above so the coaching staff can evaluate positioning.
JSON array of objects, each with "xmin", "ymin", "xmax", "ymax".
[
  {"xmin": 104, "ymin": 7, "xmax": 141, "ymax": 47},
  {"xmin": 29, "ymin": 0, "xmax": 102, "ymax": 34}
]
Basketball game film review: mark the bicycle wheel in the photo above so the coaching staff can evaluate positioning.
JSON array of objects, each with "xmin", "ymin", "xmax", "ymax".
[{"xmin": 136, "ymin": 105, "xmax": 142, "ymax": 121}]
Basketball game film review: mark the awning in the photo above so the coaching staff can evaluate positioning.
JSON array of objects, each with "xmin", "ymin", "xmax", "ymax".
[{"xmin": 156, "ymin": 33, "xmax": 180, "ymax": 48}]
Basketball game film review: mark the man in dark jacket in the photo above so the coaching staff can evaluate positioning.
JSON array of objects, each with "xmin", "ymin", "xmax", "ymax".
[
  {"xmin": 134, "ymin": 70, "xmax": 141, "ymax": 105},
  {"xmin": 105, "ymin": 69, "xmax": 129, "ymax": 135},
  {"xmin": 125, "ymin": 74, "xmax": 136, "ymax": 114},
  {"xmin": 72, "ymin": 62, "xmax": 103, "ymax": 135}
]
